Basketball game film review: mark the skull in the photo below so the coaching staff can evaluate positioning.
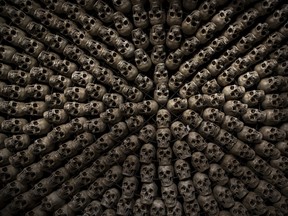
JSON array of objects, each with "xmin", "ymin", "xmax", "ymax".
[
  {"xmin": 140, "ymin": 143, "xmax": 156, "ymax": 164},
  {"xmin": 117, "ymin": 60, "xmax": 138, "ymax": 81},
  {"xmin": 1, "ymin": 118, "xmax": 28, "ymax": 134},
  {"xmin": 242, "ymin": 192, "xmax": 267, "ymax": 215},
  {"xmin": 101, "ymin": 188, "xmax": 121, "ymax": 208},
  {"xmin": 91, "ymin": 156, "xmax": 110, "ymax": 177},
  {"xmin": 179, "ymin": 81, "xmax": 198, "ymax": 99},
  {"xmin": 174, "ymin": 159, "xmax": 191, "ymax": 180},
  {"xmin": 43, "ymin": 109, "xmax": 68, "ymax": 125},
  {"xmin": 102, "ymin": 93, "xmax": 124, "ymax": 108},
  {"xmin": 167, "ymin": 200, "xmax": 183, "ymax": 216},
  {"xmin": 157, "ymin": 147, "xmax": 172, "ymax": 166},
  {"xmin": 48, "ymin": 75, "xmax": 72, "ymax": 91},
  {"xmin": 140, "ymin": 163, "xmax": 156, "ymax": 183},
  {"xmin": 84, "ymin": 118, "xmax": 107, "ymax": 134},
  {"xmin": 140, "ymin": 182, "xmax": 158, "ymax": 205},
  {"xmin": 258, "ymin": 76, "xmax": 283, "ymax": 93},
  {"xmin": 208, "ymin": 163, "xmax": 229, "ymax": 186},
  {"xmin": 198, "ymin": 121, "xmax": 221, "ymax": 139},
  {"xmin": 153, "ymin": 63, "xmax": 168, "ymax": 84},
  {"xmin": 193, "ymin": 172, "xmax": 212, "ymax": 196},
  {"xmin": 270, "ymin": 156, "xmax": 288, "ymax": 173},
  {"xmin": 133, "ymin": 198, "xmax": 149, "ymax": 215},
  {"xmin": 100, "ymin": 108, "xmax": 122, "ymax": 124},
  {"xmin": 202, "ymin": 79, "xmax": 221, "ymax": 94},
  {"xmin": 150, "ymin": 24, "xmax": 166, "ymax": 46},
  {"xmin": 183, "ymin": 199, "xmax": 200, "ymax": 216},
  {"xmin": 166, "ymin": 25, "xmax": 182, "ymax": 50},
  {"xmin": 167, "ymin": 98, "xmax": 188, "ymax": 114},
  {"xmin": 122, "ymin": 86, "xmax": 144, "ymax": 102},
  {"xmin": 107, "ymin": 146, "xmax": 126, "ymax": 165},
  {"xmin": 230, "ymin": 202, "xmax": 249, "ymax": 216},
  {"xmin": 158, "ymin": 165, "xmax": 174, "ymax": 187},
  {"xmin": 205, "ymin": 143, "xmax": 225, "ymax": 162},
  {"xmin": 255, "ymin": 140, "xmax": 281, "ymax": 159},
  {"xmin": 188, "ymin": 94, "xmax": 207, "ymax": 111},
  {"xmin": 1, "ymin": 85, "xmax": 26, "ymax": 101},
  {"xmin": 228, "ymin": 178, "xmax": 249, "ymax": 200},
  {"xmin": 134, "ymin": 48, "xmax": 152, "ymax": 72},
  {"xmin": 196, "ymin": 22, "xmax": 217, "ymax": 44},
  {"xmin": 121, "ymin": 135, "xmax": 140, "ymax": 154},
  {"xmin": 83, "ymin": 201, "xmax": 103, "ymax": 216},
  {"xmin": 167, "ymin": 1, "xmax": 182, "ymax": 26},
  {"xmin": 156, "ymin": 109, "xmax": 171, "ymax": 128},
  {"xmin": 230, "ymin": 140, "xmax": 256, "ymax": 160},
  {"xmin": 178, "ymin": 179, "xmax": 195, "ymax": 202},
  {"xmin": 125, "ymin": 115, "xmax": 144, "ymax": 132},
  {"xmin": 220, "ymin": 154, "xmax": 243, "ymax": 176},
  {"xmin": 213, "ymin": 185, "xmax": 235, "ymax": 209},
  {"xmin": 262, "ymin": 94, "xmax": 285, "ymax": 109},
  {"xmin": 134, "ymin": 74, "xmax": 154, "ymax": 92},
  {"xmin": 150, "ymin": 199, "xmax": 166, "ymax": 216},
  {"xmin": 242, "ymin": 108, "xmax": 266, "ymax": 124},
  {"xmin": 166, "ymin": 51, "xmax": 184, "ymax": 71},
  {"xmin": 237, "ymin": 126, "xmax": 263, "ymax": 144},
  {"xmin": 114, "ymin": 38, "xmax": 135, "ymax": 59},
  {"xmin": 191, "ymin": 152, "xmax": 209, "ymax": 172},
  {"xmin": 156, "ymin": 128, "xmax": 172, "ymax": 148},
  {"xmin": 148, "ymin": 1, "xmax": 165, "ymax": 25},
  {"xmin": 198, "ymin": 194, "xmax": 219, "ymax": 215},
  {"xmin": 222, "ymin": 85, "xmax": 245, "ymax": 100},
  {"xmin": 132, "ymin": 4, "xmax": 149, "ymax": 28},
  {"xmin": 132, "ymin": 28, "xmax": 149, "ymax": 49},
  {"xmin": 64, "ymin": 87, "xmax": 87, "ymax": 102},
  {"xmin": 8, "ymin": 70, "xmax": 31, "ymax": 86},
  {"xmin": 173, "ymin": 140, "xmax": 191, "ymax": 159},
  {"xmin": 119, "ymin": 102, "xmax": 139, "ymax": 117},
  {"xmin": 113, "ymin": 12, "xmax": 133, "ymax": 36},
  {"xmin": 263, "ymin": 109, "xmax": 286, "ymax": 126},
  {"xmin": 181, "ymin": 110, "xmax": 203, "ymax": 129},
  {"xmin": 114, "ymin": 142, "xmax": 135, "ymax": 163},
  {"xmin": 202, "ymin": 108, "xmax": 225, "ymax": 124},
  {"xmin": 255, "ymin": 180, "xmax": 281, "ymax": 203},
  {"xmin": 138, "ymin": 100, "xmax": 158, "ymax": 115},
  {"xmin": 223, "ymin": 100, "xmax": 248, "ymax": 117},
  {"xmin": 259, "ymin": 126, "xmax": 286, "ymax": 142},
  {"xmin": 71, "ymin": 71, "xmax": 94, "ymax": 87},
  {"xmin": 212, "ymin": 9, "xmax": 233, "ymax": 30},
  {"xmin": 154, "ymin": 84, "xmax": 169, "ymax": 105},
  {"xmin": 5, "ymin": 134, "xmax": 30, "ymax": 152},
  {"xmin": 171, "ymin": 121, "xmax": 189, "ymax": 139},
  {"xmin": 103, "ymin": 165, "xmax": 123, "ymax": 187},
  {"xmin": 181, "ymin": 10, "xmax": 201, "ymax": 35},
  {"xmin": 161, "ymin": 183, "xmax": 178, "ymax": 207},
  {"xmin": 206, "ymin": 93, "xmax": 226, "ymax": 108},
  {"xmin": 221, "ymin": 115, "xmax": 244, "ymax": 133}
]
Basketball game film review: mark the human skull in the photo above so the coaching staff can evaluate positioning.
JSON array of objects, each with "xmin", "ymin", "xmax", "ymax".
[
  {"xmin": 230, "ymin": 140, "xmax": 256, "ymax": 160},
  {"xmin": 158, "ymin": 165, "xmax": 174, "ymax": 187},
  {"xmin": 148, "ymin": 1, "xmax": 165, "ymax": 25},
  {"xmin": 254, "ymin": 140, "xmax": 281, "ymax": 160},
  {"xmin": 103, "ymin": 165, "xmax": 123, "ymax": 187},
  {"xmin": 178, "ymin": 179, "xmax": 195, "ymax": 202},
  {"xmin": 179, "ymin": 81, "xmax": 198, "ymax": 99},
  {"xmin": 122, "ymin": 155, "xmax": 140, "ymax": 177},
  {"xmin": 221, "ymin": 115, "xmax": 244, "ymax": 133},
  {"xmin": 205, "ymin": 143, "xmax": 225, "ymax": 162},
  {"xmin": 193, "ymin": 172, "xmax": 212, "ymax": 196},
  {"xmin": 43, "ymin": 109, "xmax": 68, "ymax": 125},
  {"xmin": 237, "ymin": 126, "xmax": 263, "ymax": 144},
  {"xmin": 157, "ymin": 147, "xmax": 172, "ymax": 166},
  {"xmin": 181, "ymin": 10, "xmax": 201, "ymax": 35},
  {"xmin": 1, "ymin": 118, "xmax": 28, "ymax": 134},
  {"xmin": 171, "ymin": 121, "xmax": 189, "ymax": 139},
  {"xmin": 156, "ymin": 128, "xmax": 172, "ymax": 148},
  {"xmin": 117, "ymin": 60, "xmax": 138, "ymax": 81},
  {"xmin": 140, "ymin": 182, "xmax": 158, "ymax": 205},
  {"xmin": 174, "ymin": 159, "xmax": 191, "ymax": 181},
  {"xmin": 140, "ymin": 143, "xmax": 156, "ymax": 164},
  {"xmin": 161, "ymin": 183, "xmax": 178, "ymax": 207},
  {"xmin": 208, "ymin": 163, "xmax": 229, "ymax": 186},
  {"xmin": 167, "ymin": 1, "xmax": 183, "ymax": 26},
  {"xmin": 173, "ymin": 140, "xmax": 191, "ymax": 159},
  {"xmin": 133, "ymin": 198, "xmax": 149, "ymax": 215},
  {"xmin": 255, "ymin": 180, "xmax": 282, "ymax": 203},
  {"xmin": 166, "ymin": 25, "xmax": 182, "ymax": 50},
  {"xmin": 132, "ymin": 4, "xmax": 149, "ymax": 28},
  {"xmin": 140, "ymin": 163, "xmax": 156, "ymax": 183},
  {"xmin": 213, "ymin": 185, "xmax": 235, "ymax": 209},
  {"xmin": 153, "ymin": 63, "xmax": 168, "ymax": 84},
  {"xmin": 198, "ymin": 194, "xmax": 219, "ymax": 216},
  {"xmin": 228, "ymin": 178, "xmax": 249, "ymax": 200},
  {"xmin": 242, "ymin": 108, "xmax": 266, "ymax": 124},
  {"xmin": 181, "ymin": 110, "xmax": 203, "ymax": 129},
  {"xmin": 220, "ymin": 154, "xmax": 243, "ymax": 176},
  {"xmin": 101, "ymin": 188, "xmax": 121, "ymax": 208},
  {"xmin": 132, "ymin": 28, "xmax": 149, "ymax": 49},
  {"xmin": 242, "ymin": 192, "xmax": 267, "ymax": 215},
  {"xmin": 150, "ymin": 199, "xmax": 166, "ymax": 216},
  {"xmin": 154, "ymin": 84, "xmax": 169, "ymax": 105},
  {"xmin": 150, "ymin": 24, "xmax": 166, "ymax": 46},
  {"xmin": 134, "ymin": 74, "xmax": 154, "ymax": 93},
  {"xmin": 167, "ymin": 97, "xmax": 188, "ymax": 114},
  {"xmin": 198, "ymin": 121, "xmax": 221, "ymax": 139},
  {"xmin": 134, "ymin": 48, "xmax": 152, "ymax": 72},
  {"xmin": 260, "ymin": 126, "xmax": 286, "ymax": 142},
  {"xmin": 138, "ymin": 100, "xmax": 158, "ymax": 115}
]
